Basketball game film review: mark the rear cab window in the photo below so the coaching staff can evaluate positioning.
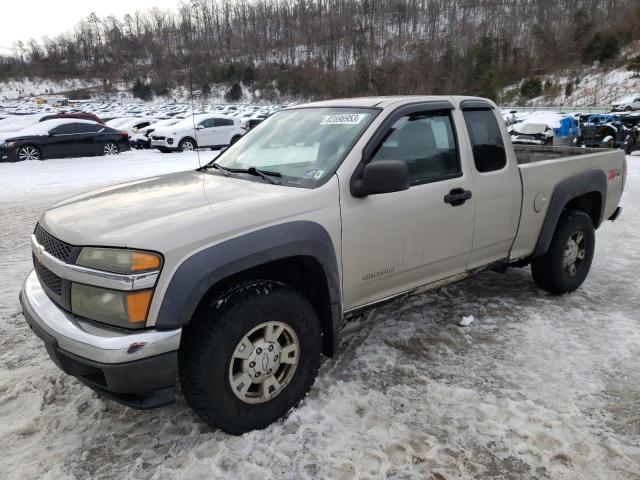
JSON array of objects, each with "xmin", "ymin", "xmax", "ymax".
[{"xmin": 462, "ymin": 109, "xmax": 507, "ymax": 173}]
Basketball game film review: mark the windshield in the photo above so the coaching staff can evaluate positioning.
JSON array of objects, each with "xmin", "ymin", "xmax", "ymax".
[{"xmin": 214, "ymin": 107, "xmax": 378, "ymax": 186}]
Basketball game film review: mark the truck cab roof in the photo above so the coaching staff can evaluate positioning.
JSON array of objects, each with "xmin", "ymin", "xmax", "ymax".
[{"xmin": 295, "ymin": 95, "xmax": 494, "ymax": 109}]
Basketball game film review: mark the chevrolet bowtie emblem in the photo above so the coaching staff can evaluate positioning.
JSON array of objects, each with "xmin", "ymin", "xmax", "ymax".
[{"xmin": 34, "ymin": 244, "xmax": 46, "ymax": 263}]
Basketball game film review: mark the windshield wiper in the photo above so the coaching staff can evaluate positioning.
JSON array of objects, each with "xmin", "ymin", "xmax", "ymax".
[
  {"xmin": 240, "ymin": 166, "xmax": 282, "ymax": 184},
  {"xmin": 203, "ymin": 162, "xmax": 230, "ymax": 176},
  {"xmin": 201, "ymin": 163, "xmax": 282, "ymax": 184}
]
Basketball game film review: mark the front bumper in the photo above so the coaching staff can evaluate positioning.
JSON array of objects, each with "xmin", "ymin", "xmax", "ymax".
[
  {"xmin": 0, "ymin": 148, "xmax": 18, "ymax": 162},
  {"xmin": 20, "ymin": 270, "xmax": 181, "ymax": 409},
  {"xmin": 150, "ymin": 137, "xmax": 175, "ymax": 150}
]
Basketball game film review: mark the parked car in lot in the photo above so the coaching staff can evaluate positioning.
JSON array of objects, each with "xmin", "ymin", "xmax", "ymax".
[
  {"xmin": 577, "ymin": 114, "xmax": 637, "ymax": 153},
  {"xmin": 150, "ymin": 114, "xmax": 246, "ymax": 152},
  {"xmin": 116, "ymin": 116, "xmax": 160, "ymax": 136},
  {"xmin": 509, "ymin": 114, "xmax": 579, "ymax": 146},
  {"xmin": 0, "ymin": 113, "xmax": 48, "ymax": 133},
  {"xmin": 105, "ymin": 117, "xmax": 132, "ymax": 128},
  {"xmin": 21, "ymin": 96, "xmax": 625, "ymax": 434},
  {"xmin": 611, "ymin": 95, "xmax": 640, "ymax": 112},
  {"xmin": 39, "ymin": 112, "xmax": 104, "ymax": 124},
  {"xmin": 130, "ymin": 118, "xmax": 183, "ymax": 149},
  {"xmin": 0, "ymin": 119, "xmax": 130, "ymax": 162}
]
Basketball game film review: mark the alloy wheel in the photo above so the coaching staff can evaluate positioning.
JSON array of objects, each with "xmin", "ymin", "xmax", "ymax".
[
  {"xmin": 563, "ymin": 231, "xmax": 586, "ymax": 277},
  {"xmin": 228, "ymin": 321, "xmax": 300, "ymax": 404},
  {"xmin": 18, "ymin": 146, "xmax": 40, "ymax": 161},
  {"xmin": 104, "ymin": 143, "xmax": 119, "ymax": 155}
]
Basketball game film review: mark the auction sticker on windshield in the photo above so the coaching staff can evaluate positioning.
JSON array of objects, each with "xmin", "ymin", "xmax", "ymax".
[{"xmin": 321, "ymin": 113, "xmax": 366, "ymax": 125}]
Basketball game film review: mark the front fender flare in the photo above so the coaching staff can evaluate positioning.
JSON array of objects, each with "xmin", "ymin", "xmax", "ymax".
[{"xmin": 154, "ymin": 221, "xmax": 342, "ymax": 354}]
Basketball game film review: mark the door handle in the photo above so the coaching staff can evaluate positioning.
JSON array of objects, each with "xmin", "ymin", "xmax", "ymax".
[{"xmin": 444, "ymin": 188, "xmax": 472, "ymax": 206}]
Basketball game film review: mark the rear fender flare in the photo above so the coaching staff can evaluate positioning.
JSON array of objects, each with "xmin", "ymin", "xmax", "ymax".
[{"xmin": 532, "ymin": 169, "xmax": 607, "ymax": 258}]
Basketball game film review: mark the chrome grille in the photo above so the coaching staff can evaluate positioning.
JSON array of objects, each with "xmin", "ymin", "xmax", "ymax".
[
  {"xmin": 34, "ymin": 224, "xmax": 73, "ymax": 263},
  {"xmin": 33, "ymin": 254, "xmax": 63, "ymax": 295}
]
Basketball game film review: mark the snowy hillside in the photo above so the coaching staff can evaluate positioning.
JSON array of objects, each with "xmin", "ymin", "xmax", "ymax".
[
  {"xmin": 0, "ymin": 78, "xmax": 101, "ymax": 101},
  {"xmin": 508, "ymin": 41, "xmax": 640, "ymax": 108}
]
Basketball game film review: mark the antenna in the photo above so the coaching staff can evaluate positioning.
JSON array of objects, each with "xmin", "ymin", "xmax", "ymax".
[{"xmin": 188, "ymin": 54, "xmax": 202, "ymax": 169}]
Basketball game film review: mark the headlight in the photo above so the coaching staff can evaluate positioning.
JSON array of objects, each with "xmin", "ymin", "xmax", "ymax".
[
  {"xmin": 0, "ymin": 141, "xmax": 15, "ymax": 149},
  {"xmin": 76, "ymin": 247, "xmax": 161, "ymax": 274},
  {"xmin": 71, "ymin": 284, "xmax": 153, "ymax": 329}
]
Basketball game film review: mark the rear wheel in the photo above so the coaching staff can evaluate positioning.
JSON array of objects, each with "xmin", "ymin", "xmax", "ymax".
[
  {"xmin": 179, "ymin": 280, "xmax": 322, "ymax": 434},
  {"xmin": 179, "ymin": 138, "xmax": 196, "ymax": 152},
  {"xmin": 17, "ymin": 145, "xmax": 42, "ymax": 161},
  {"xmin": 531, "ymin": 209, "xmax": 595, "ymax": 294},
  {"xmin": 103, "ymin": 142, "xmax": 119, "ymax": 155}
]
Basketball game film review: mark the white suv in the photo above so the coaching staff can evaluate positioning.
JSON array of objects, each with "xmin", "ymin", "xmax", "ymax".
[
  {"xmin": 151, "ymin": 114, "xmax": 246, "ymax": 152},
  {"xmin": 611, "ymin": 95, "xmax": 640, "ymax": 112}
]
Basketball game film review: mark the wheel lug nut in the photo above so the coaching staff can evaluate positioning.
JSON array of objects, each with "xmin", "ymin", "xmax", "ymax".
[
  {"xmin": 268, "ymin": 345, "xmax": 274, "ymax": 351},
  {"xmin": 267, "ymin": 369, "xmax": 272, "ymax": 374},
  {"xmin": 274, "ymin": 355, "xmax": 278, "ymax": 361},
  {"xmin": 256, "ymin": 348, "xmax": 262, "ymax": 354},
  {"xmin": 249, "ymin": 361, "xmax": 255, "ymax": 368},
  {"xmin": 255, "ymin": 372, "xmax": 261, "ymax": 378}
]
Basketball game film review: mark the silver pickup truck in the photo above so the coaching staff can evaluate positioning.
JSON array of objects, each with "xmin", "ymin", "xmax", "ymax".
[{"xmin": 20, "ymin": 96, "xmax": 626, "ymax": 434}]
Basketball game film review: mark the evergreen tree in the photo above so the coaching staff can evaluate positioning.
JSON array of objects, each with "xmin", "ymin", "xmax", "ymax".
[{"xmin": 225, "ymin": 82, "xmax": 243, "ymax": 102}]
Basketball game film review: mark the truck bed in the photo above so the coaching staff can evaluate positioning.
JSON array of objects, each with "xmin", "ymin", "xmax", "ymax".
[
  {"xmin": 509, "ymin": 144, "xmax": 626, "ymax": 261},
  {"xmin": 514, "ymin": 145, "xmax": 607, "ymax": 164}
]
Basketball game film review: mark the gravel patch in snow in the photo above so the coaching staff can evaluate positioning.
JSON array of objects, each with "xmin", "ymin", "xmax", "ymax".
[{"xmin": 0, "ymin": 152, "xmax": 639, "ymax": 479}]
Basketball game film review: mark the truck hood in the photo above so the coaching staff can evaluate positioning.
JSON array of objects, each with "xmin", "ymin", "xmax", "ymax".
[{"xmin": 40, "ymin": 170, "xmax": 305, "ymax": 251}]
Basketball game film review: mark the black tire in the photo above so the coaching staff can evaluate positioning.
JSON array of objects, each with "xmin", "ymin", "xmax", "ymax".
[
  {"xmin": 625, "ymin": 138, "xmax": 635, "ymax": 155},
  {"xmin": 178, "ymin": 138, "xmax": 196, "ymax": 152},
  {"xmin": 624, "ymin": 106, "xmax": 632, "ymax": 111},
  {"xmin": 230, "ymin": 135, "xmax": 242, "ymax": 145},
  {"xmin": 179, "ymin": 280, "xmax": 322, "ymax": 434},
  {"xmin": 16, "ymin": 144, "xmax": 42, "ymax": 161},
  {"xmin": 157, "ymin": 147, "xmax": 171, "ymax": 153},
  {"xmin": 531, "ymin": 209, "xmax": 595, "ymax": 294}
]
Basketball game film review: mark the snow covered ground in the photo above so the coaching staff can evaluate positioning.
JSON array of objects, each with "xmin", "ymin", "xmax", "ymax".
[{"xmin": 1, "ymin": 151, "xmax": 639, "ymax": 479}]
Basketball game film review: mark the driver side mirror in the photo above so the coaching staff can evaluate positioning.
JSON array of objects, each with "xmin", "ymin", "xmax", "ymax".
[
  {"xmin": 352, "ymin": 160, "xmax": 410, "ymax": 197},
  {"xmin": 196, "ymin": 125, "xmax": 204, "ymax": 130}
]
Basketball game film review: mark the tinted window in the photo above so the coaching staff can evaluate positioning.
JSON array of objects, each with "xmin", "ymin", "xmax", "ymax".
[
  {"xmin": 370, "ymin": 111, "xmax": 460, "ymax": 185},
  {"xmin": 74, "ymin": 123, "xmax": 102, "ymax": 133},
  {"xmin": 214, "ymin": 118, "xmax": 234, "ymax": 127},
  {"xmin": 50, "ymin": 124, "xmax": 79, "ymax": 135},
  {"xmin": 463, "ymin": 109, "xmax": 507, "ymax": 173},
  {"xmin": 199, "ymin": 118, "xmax": 215, "ymax": 128}
]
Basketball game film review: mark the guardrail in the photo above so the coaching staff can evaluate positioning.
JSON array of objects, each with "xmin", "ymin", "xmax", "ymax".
[{"xmin": 499, "ymin": 106, "xmax": 611, "ymax": 113}]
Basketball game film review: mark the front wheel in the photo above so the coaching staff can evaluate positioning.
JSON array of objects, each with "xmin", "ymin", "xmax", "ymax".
[
  {"xmin": 179, "ymin": 138, "xmax": 196, "ymax": 152},
  {"xmin": 230, "ymin": 135, "xmax": 242, "ymax": 145},
  {"xmin": 531, "ymin": 209, "xmax": 595, "ymax": 294},
  {"xmin": 17, "ymin": 145, "xmax": 42, "ymax": 161},
  {"xmin": 103, "ymin": 142, "xmax": 120, "ymax": 155},
  {"xmin": 179, "ymin": 280, "xmax": 322, "ymax": 434}
]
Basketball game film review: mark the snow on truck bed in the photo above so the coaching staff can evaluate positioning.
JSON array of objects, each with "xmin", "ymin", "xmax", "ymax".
[{"xmin": 0, "ymin": 151, "xmax": 639, "ymax": 479}]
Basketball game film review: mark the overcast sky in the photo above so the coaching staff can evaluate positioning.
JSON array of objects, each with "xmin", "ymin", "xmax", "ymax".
[{"xmin": 0, "ymin": 0, "xmax": 182, "ymax": 54}]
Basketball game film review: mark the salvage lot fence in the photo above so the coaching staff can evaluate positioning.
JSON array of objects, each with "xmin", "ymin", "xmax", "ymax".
[{"xmin": 500, "ymin": 106, "xmax": 611, "ymax": 113}]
